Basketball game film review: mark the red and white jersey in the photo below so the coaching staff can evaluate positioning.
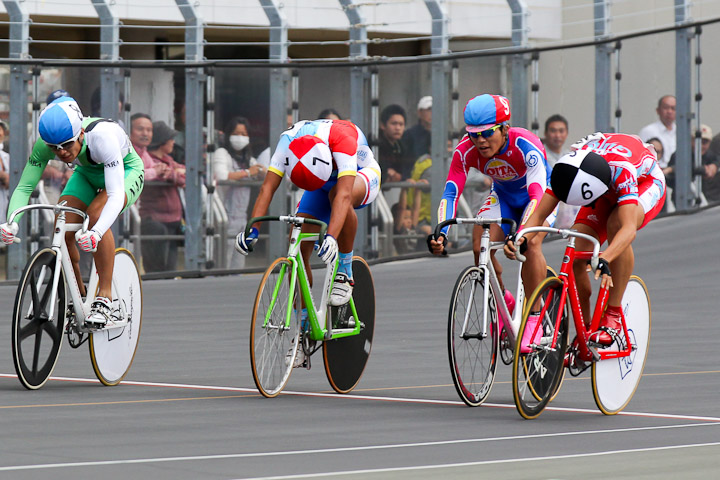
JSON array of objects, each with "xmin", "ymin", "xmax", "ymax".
[
  {"xmin": 549, "ymin": 133, "xmax": 666, "ymax": 206},
  {"xmin": 269, "ymin": 119, "xmax": 379, "ymax": 182}
]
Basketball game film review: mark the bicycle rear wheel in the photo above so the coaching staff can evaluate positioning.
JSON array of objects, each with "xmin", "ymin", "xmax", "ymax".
[
  {"xmin": 250, "ymin": 257, "xmax": 301, "ymax": 398},
  {"xmin": 448, "ymin": 266, "xmax": 498, "ymax": 407},
  {"xmin": 89, "ymin": 249, "xmax": 143, "ymax": 386},
  {"xmin": 592, "ymin": 276, "xmax": 651, "ymax": 415},
  {"xmin": 323, "ymin": 257, "xmax": 375, "ymax": 394},
  {"xmin": 12, "ymin": 249, "xmax": 68, "ymax": 390},
  {"xmin": 512, "ymin": 276, "xmax": 568, "ymax": 419}
]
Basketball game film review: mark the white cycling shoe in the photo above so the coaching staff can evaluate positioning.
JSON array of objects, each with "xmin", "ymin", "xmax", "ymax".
[
  {"xmin": 328, "ymin": 273, "xmax": 354, "ymax": 306},
  {"xmin": 285, "ymin": 338, "xmax": 306, "ymax": 368},
  {"xmin": 86, "ymin": 296, "xmax": 115, "ymax": 328}
]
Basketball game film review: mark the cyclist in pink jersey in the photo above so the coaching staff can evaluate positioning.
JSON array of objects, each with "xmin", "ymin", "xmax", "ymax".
[
  {"xmin": 429, "ymin": 94, "xmax": 555, "ymax": 340},
  {"xmin": 505, "ymin": 132, "xmax": 666, "ymax": 346}
]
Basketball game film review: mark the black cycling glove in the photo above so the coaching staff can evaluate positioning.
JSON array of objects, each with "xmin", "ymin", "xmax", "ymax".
[
  {"xmin": 427, "ymin": 233, "xmax": 448, "ymax": 255},
  {"xmin": 592, "ymin": 257, "xmax": 611, "ymax": 277},
  {"xmin": 506, "ymin": 233, "xmax": 528, "ymax": 255}
]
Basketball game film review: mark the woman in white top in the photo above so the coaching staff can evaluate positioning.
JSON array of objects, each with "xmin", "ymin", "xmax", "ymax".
[{"xmin": 213, "ymin": 117, "xmax": 266, "ymax": 269}]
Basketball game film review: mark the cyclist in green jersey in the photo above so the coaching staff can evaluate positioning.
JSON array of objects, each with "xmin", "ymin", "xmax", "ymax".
[{"xmin": 0, "ymin": 97, "xmax": 144, "ymax": 326}]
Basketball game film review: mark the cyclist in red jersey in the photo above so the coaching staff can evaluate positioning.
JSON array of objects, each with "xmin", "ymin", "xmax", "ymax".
[{"xmin": 505, "ymin": 132, "xmax": 666, "ymax": 345}]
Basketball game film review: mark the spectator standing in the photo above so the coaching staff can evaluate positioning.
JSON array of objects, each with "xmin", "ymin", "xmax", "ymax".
[
  {"xmin": 665, "ymin": 124, "xmax": 720, "ymax": 203},
  {"xmin": 639, "ymin": 95, "xmax": 676, "ymax": 168},
  {"xmin": 140, "ymin": 121, "xmax": 186, "ymax": 273},
  {"xmin": 377, "ymin": 104, "xmax": 408, "ymax": 183},
  {"xmin": 402, "ymin": 96, "xmax": 432, "ymax": 164},
  {"xmin": 542, "ymin": 114, "xmax": 569, "ymax": 166},
  {"xmin": 670, "ymin": 125, "xmax": 720, "ymax": 202},
  {"xmin": 543, "ymin": 114, "xmax": 577, "ymax": 227},
  {"xmin": 130, "ymin": 113, "xmax": 171, "ymax": 184},
  {"xmin": 213, "ymin": 116, "xmax": 266, "ymax": 269}
]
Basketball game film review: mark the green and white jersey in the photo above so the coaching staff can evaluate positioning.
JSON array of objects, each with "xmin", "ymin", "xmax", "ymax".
[{"xmin": 8, "ymin": 117, "xmax": 142, "ymax": 235}]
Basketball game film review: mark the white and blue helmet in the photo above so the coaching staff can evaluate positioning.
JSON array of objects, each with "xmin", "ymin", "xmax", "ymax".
[{"xmin": 38, "ymin": 97, "xmax": 83, "ymax": 145}]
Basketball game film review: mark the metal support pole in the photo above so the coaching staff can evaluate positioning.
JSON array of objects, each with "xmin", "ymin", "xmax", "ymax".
[
  {"xmin": 3, "ymin": 0, "xmax": 30, "ymax": 279},
  {"xmin": 369, "ymin": 67, "xmax": 380, "ymax": 256},
  {"xmin": 205, "ymin": 68, "xmax": 217, "ymax": 268},
  {"xmin": 693, "ymin": 26, "xmax": 704, "ymax": 204},
  {"xmin": 614, "ymin": 41, "xmax": 622, "ymax": 133},
  {"xmin": 424, "ymin": 0, "xmax": 449, "ymax": 227},
  {"xmin": 675, "ymin": 0, "xmax": 693, "ymax": 211},
  {"xmin": 340, "ymin": 0, "xmax": 369, "ymax": 257},
  {"xmin": 260, "ymin": 0, "xmax": 289, "ymax": 261},
  {"xmin": 530, "ymin": 52, "xmax": 540, "ymax": 135},
  {"xmin": 176, "ymin": 0, "xmax": 205, "ymax": 270},
  {"xmin": 508, "ymin": 0, "xmax": 528, "ymax": 129},
  {"xmin": 594, "ymin": 0, "xmax": 612, "ymax": 133},
  {"xmin": 92, "ymin": 0, "xmax": 122, "ymax": 121}
]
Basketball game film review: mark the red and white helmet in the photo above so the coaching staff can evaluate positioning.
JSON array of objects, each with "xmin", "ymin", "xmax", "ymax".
[{"xmin": 286, "ymin": 135, "xmax": 333, "ymax": 191}]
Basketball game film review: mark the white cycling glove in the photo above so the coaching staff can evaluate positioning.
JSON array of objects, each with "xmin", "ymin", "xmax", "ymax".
[
  {"xmin": 317, "ymin": 233, "xmax": 338, "ymax": 265},
  {"xmin": 235, "ymin": 227, "xmax": 259, "ymax": 255},
  {"xmin": 0, "ymin": 222, "xmax": 19, "ymax": 245},
  {"xmin": 75, "ymin": 229, "xmax": 103, "ymax": 253}
]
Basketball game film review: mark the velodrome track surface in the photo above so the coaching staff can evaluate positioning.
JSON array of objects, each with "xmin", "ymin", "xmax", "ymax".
[{"xmin": 0, "ymin": 207, "xmax": 719, "ymax": 479}]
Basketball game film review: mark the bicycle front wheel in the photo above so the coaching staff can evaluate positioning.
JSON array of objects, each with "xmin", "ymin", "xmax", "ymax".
[
  {"xmin": 512, "ymin": 276, "xmax": 568, "ymax": 419},
  {"xmin": 89, "ymin": 249, "xmax": 143, "ymax": 386},
  {"xmin": 12, "ymin": 248, "xmax": 68, "ymax": 390},
  {"xmin": 447, "ymin": 266, "xmax": 498, "ymax": 407},
  {"xmin": 250, "ymin": 257, "xmax": 301, "ymax": 398},
  {"xmin": 592, "ymin": 276, "xmax": 651, "ymax": 415}
]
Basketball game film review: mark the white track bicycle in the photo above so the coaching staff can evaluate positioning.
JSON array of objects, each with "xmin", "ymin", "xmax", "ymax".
[{"xmin": 9, "ymin": 202, "xmax": 143, "ymax": 389}]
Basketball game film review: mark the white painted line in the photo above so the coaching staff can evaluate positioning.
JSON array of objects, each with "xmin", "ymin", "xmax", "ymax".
[
  {"xmin": 0, "ymin": 424, "xmax": 718, "ymax": 472},
  {"xmin": 3, "ymin": 373, "xmax": 720, "ymax": 423},
  {"xmin": 239, "ymin": 441, "xmax": 720, "ymax": 480}
]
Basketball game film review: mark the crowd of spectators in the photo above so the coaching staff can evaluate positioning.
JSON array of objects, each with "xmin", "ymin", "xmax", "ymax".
[{"xmin": 8, "ymin": 87, "xmax": 720, "ymax": 272}]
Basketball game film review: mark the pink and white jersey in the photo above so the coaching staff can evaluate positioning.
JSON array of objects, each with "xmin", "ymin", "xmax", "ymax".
[
  {"xmin": 550, "ymin": 133, "xmax": 666, "ymax": 206},
  {"xmin": 269, "ymin": 119, "xmax": 379, "ymax": 182},
  {"xmin": 438, "ymin": 127, "xmax": 550, "ymax": 229}
]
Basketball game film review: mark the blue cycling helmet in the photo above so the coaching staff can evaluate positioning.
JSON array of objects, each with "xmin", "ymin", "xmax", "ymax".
[
  {"xmin": 46, "ymin": 89, "xmax": 69, "ymax": 105},
  {"xmin": 38, "ymin": 97, "xmax": 83, "ymax": 145},
  {"xmin": 464, "ymin": 94, "xmax": 511, "ymax": 133}
]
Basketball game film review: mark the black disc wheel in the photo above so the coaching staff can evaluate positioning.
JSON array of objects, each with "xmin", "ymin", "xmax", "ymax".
[{"xmin": 12, "ymin": 249, "xmax": 68, "ymax": 390}]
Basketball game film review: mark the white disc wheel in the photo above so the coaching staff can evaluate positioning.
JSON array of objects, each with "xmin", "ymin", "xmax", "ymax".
[
  {"xmin": 592, "ymin": 276, "xmax": 651, "ymax": 415},
  {"xmin": 89, "ymin": 249, "xmax": 143, "ymax": 386}
]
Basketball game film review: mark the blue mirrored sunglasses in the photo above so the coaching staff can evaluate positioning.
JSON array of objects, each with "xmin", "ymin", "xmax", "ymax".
[{"xmin": 468, "ymin": 124, "xmax": 502, "ymax": 139}]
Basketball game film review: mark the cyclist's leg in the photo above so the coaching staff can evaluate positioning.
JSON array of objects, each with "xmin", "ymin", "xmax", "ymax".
[
  {"xmin": 296, "ymin": 187, "xmax": 332, "ymax": 287},
  {"xmin": 59, "ymin": 170, "xmax": 97, "ymax": 297},
  {"xmin": 572, "ymin": 199, "xmax": 611, "ymax": 324},
  {"xmin": 84, "ymin": 189, "xmax": 129, "ymax": 298}
]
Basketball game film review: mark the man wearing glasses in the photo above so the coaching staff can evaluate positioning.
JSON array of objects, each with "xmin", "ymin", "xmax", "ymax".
[
  {"xmin": 428, "ymin": 94, "xmax": 554, "ymax": 337},
  {"xmin": 0, "ymin": 96, "xmax": 144, "ymax": 327}
]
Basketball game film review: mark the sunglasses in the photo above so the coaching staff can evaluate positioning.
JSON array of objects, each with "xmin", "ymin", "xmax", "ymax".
[
  {"xmin": 45, "ymin": 131, "xmax": 81, "ymax": 152},
  {"xmin": 468, "ymin": 124, "xmax": 502, "ymax": 139}
]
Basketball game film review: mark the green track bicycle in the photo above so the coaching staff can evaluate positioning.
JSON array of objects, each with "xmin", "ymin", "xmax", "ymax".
[{"xmin": 246, "ymin": 215, "xmax": 375, "ymax": 398}]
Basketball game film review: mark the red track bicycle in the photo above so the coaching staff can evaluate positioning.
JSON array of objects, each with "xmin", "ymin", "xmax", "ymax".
[{"xmin": 511, "ymin": 226, "xmax": 651, "ymax": 419}]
